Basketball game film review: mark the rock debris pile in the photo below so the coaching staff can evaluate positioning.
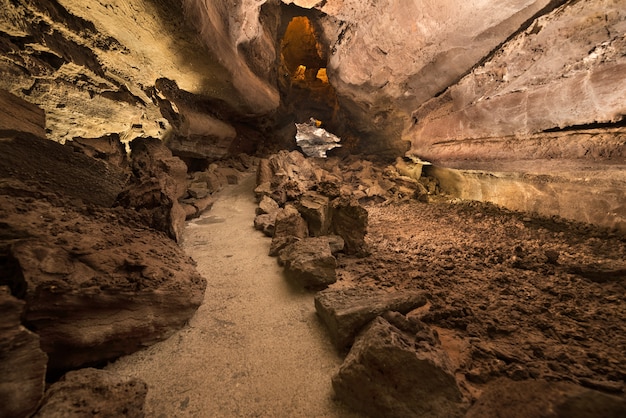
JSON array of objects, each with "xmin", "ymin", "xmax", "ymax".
[{"xmin": 253, "ymin": 150, "xmax": 626, "ymax": 417}]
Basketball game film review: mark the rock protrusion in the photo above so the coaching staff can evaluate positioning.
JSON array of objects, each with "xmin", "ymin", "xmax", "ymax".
[
  {"xmin": 315, "ymin": 287, "xmax": 428, "ymax": 350},
  {"xmin": 332, "ymin": 315, "xmax": 467, "ymax": 418},
  {"xmin": 0, "ymin": 286, "xmax": 48, "ymax": 418},
  {"xmin": 34, "ymin": 368, "xmax": 147, "ymax": 418},
  {"xmin": 465, "ymin": 378, "xmax": 626, "ymax": 418}
]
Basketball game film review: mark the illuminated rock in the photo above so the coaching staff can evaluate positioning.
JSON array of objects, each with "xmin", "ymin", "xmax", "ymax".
[{"xmin": 295, "ymin": 118, "xmax": 342, "ymax": 158}]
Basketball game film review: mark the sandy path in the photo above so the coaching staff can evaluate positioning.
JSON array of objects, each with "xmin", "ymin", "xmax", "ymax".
[{"xmin": 108, "ymin": 174, "xmax": 359, "ymax": 417}]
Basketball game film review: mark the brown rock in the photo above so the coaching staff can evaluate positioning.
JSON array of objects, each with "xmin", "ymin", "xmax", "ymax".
[
  {"xmin": 0, "ymin": 89, "xmax": 46, "ymax": 138},
  {"xmin": 0, "ymin": 286, "xmax": 47, "ymax": 418},
  {"xmin": 296, "ymin": 192, "xmax": 331, "ymax": 236},
  {"xmin": 269, "ymin": 205, "xmax": 308, "ymax": 256},
  {"xmin": 254, "ymin": 212, "xmax": 277, "ymax": 237},
  {"xmin": 69, "ymin": 134, "xmax": 129, "ymax": 168},
  {"xmin": 466, "ymin": 378, "xmax": 626, "ymax": 418},
  {"xmin": 256, "ymin": 195, "xmax": 280, "ymax": 216},
  {"xmin": 116, "ymin": 137, "xmax": 188, "ymax": 242},
  {"xmin": 332, "ymin": 316, "xmax": 466, "ymax": 418},
  {"xmin": 277, "ymin": 237, "xmax": 337, "ymax": 290},
  {"xmin": 0, "ymin": 192, "xmax": 206, "ymax": 374},
  {"xmin": 330, "ymin": 196, "xmax": 368, "ymax": 256},
  {"xmin": 34, "ymin": 368, "xmax": 147, "ymax": 418},
  {"xmin": 256, "ymin": 157, "xmax": 272, "ymax": 186},
  {"xmin": 315, "ymin": 287, "xmax": 428, "ymax": 350}
]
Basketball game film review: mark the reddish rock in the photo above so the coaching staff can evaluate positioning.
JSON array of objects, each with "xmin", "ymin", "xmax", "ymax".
[
  {"xmin": 466, "ymin": 378, "xmax": 626, "ymax": 418},
  {"xmin": 330, "ymin": 196, "xmax": 368, "ymax": 256},
  {"xmin": 332, "ymin": 316, "xmax": 466, "ymax": 418},
  {"xmin": 116, "ymin": 137, "xmax": 188, "ymax": 242},
  {"xmin": 0, "ymin": 89, "xmax": 46, "ymax": 138},
  {"xmin": 296, "ymin": 191, "xmax": 331, "ymax": 237},
  {"xmin": 0, "ymin": 286, "xmax": 47, "ymax": 418},
  {"xmin": 315, "ymin": 287, "xmax": 428, "ymax": 350},
  {"xmin": 34, "ymin": 368, "xmax": 147, "ymax": 418},
  {"xmin": 269, "ymin": 205, "xmax": 308, "ymax": 256},
  {"xmin": 278, "ymin": 237, "xmax": 337, "ymax": 290}
]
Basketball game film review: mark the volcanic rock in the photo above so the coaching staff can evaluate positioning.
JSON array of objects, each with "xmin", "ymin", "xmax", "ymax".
[
  {"xmin": 332, "ymin": 316, "xmax": 466, "ymax": 418},
  {"xmin": 315, "ymin": 287, "xmax": 428, "ymax": 351},
  {"xmin": 269, "ymin": 205, "xmax": 308, "ymax": 256},
  {"xmin": 1, "ymin": 192, "xmax": 206, "ymax": 374},
  {"xmin": 256, "ymin": 195, "xmax": 280, "ymax": 216},
  {"xmin": 466, "ymin": 378, "xmax": 626, "ymax": 418},
  {"xmin": 330, "ymin": 196, "xmax": 369, "ymax": 256},
  {"xmin": 115, "ymin": 137, "xmax": 188, "ymax": 242},
  {"xmin": 0, "ymin": 286, "xmax": 48, "ymax": 418},
  {"xmin": 0, "ymin": 89, "xmax": 46, "ymax": 139},
  {"xmin": 278, "ymin": 237, "xmax": 338, "ymax": 290},
  {"xmin": 34, "ymin": 368, "xmax": 147, "ymax": 418},
  {"xmin": 296, "ymin": 191, "xmax": 331, "ymax": 236},
  {"xmin": 68, "ymin": 134, "xmax": 129, "ymax": 168}
]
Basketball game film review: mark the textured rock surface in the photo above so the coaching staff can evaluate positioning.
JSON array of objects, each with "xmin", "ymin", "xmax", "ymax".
[
  {"xmin": 278, "ymin": 237, "xmax": 337, "ymax": 289},
  {"xmin": 315, "ymin": 287, "xmax": 428, "ymax": 350},
  {"xmin": 269, "ymin": 204, "xmax": 309, "ymax": 256},
  {"xmin": 332, "ymin": 315, "xmax": 466, "ymax": 418},
  {"xmin": 0, "ymin": 130, "xmax": 206, "ymax": 375},
  {"xmin": 0, "ymin": 89, "xmax": 46, "ymax": 138},
  {"xmin": 466, "ymin": 378, "xmax": 626, "ymax": 418},
  {"xmin": 115, "ymin": 137, "xmax": 189, "ymax": 242},
  {"xmin": 408, "ymin": 0, "xmax": 626, "ymax": 160},
  {"xmin": 0, "ymin": 287, "xmax": 48, "ymax": 418},
  {"xmin": 34, "ymin": 368, "xmax": 147, "ymax": 418}
]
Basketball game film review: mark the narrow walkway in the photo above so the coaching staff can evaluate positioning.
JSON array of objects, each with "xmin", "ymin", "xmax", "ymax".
[{"xmin": 108, "ymin": 175, "xmax": 358, "ymax": 417}]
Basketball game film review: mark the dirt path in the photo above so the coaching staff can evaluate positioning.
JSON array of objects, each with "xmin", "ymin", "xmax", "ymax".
[{"xmin": 108, "ymin": 174, "xmax": 359, "ymax": 417}]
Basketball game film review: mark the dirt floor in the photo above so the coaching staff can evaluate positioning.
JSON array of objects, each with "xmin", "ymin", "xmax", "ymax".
[
  {"xmin": 107, "ymin": 175, "xmax": 362, "ymax": 418},
  {"xmin": 336, "ymin": 197, "xmax": 626, "ymax": 400}
]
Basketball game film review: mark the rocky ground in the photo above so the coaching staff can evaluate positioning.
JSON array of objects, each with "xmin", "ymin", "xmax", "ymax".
[
  {"xmin": 341, "ymin": 198, "xmax": 626, "ymax": 394},
  {"xmin": 255, "ymin": 150, "xmax": 626, "ymax": 417}
]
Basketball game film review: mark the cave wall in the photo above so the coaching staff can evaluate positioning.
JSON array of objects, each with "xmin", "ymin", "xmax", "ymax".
[{"xmin": 1, "ymin": 0, "xmax": 624, "ymax": 229}]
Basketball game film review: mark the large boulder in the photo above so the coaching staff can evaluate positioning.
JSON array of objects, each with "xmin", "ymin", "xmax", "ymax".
[
  {"xmin": 0, "ymin": 89, "xmax": 46, "ymax": 139},
  {"xmin": 277, "ymin": 237, "xmax": 338, "ymax": 290},
  {"xmin": 1, "ymin": 193, "xmax": 206, "ymax": 375},
  {"xmin": 34, "ymin": 368, "xmax": 147, "ymax": 418},
  {"xmin": 466, "ymin": 378, "xmax": 626, "ymax": 418},
  {"xmin": 0, "ymin": 286, "xmax": 48, "ymax": 418},
  {"xmin": 332, "ymin": 315, "xmax": 467, "ymax": 418},
  {"xmin": 315, "ymin": 287, "xmax": 428, "ymax": 350}
]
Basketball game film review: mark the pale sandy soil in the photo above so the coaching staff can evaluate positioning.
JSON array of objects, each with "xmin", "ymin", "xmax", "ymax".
[{"xmin": 107, "ymin": 175, "xmax": 361, "ymax": 417}]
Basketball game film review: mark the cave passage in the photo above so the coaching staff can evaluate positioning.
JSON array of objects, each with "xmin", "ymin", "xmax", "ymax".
[{"xmin": 278, "ymin": 14, "xmax": 342, "ymax": 141}]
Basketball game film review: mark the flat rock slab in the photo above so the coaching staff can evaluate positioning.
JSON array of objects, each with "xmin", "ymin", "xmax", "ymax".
[
  {"xmin": 332, "ymin": 316, "xmax": 466, "ymax": 418},
  {"xmin": 34, "ymin": 368, "xmax": 147, "ymax": 418},
  {"xmin": 315, "ymin": 287, "xmax": 428, "ymax": 350}
]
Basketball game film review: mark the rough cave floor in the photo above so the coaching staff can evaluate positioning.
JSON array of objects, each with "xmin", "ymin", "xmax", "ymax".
[
  {"xmin": 106, "ymin": 170, "xmax": 626, "ymax": 417},
  {"xmin": 107, "ymin": 174, "xmax": 360, "ymax": 417}
]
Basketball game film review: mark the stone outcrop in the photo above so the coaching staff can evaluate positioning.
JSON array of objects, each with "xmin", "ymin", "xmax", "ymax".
[
  {"xmin": 0, "ymin": 108, "xmax": 206, "ymax": 376},
  {"xmin": 315, "ymin": 287, "xmax": 428, "ymax": 350},
  {"xmin": 115, "ymin": 137, "xmax": 188, "ymax": 243},
  {"xmin": 0, "ymin": 287, "xmax": 48, "ymax": 418},
  {"xmin": 34, "ymin": 368, "xmax": 147, "ymax": 418},
  {"xmin": 465, "ymin": 378, "xmax": 626, "ymax": 418},
  {"xmin": 332, "ymin": 315, "xmax": 467, "ymax": 418}
]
